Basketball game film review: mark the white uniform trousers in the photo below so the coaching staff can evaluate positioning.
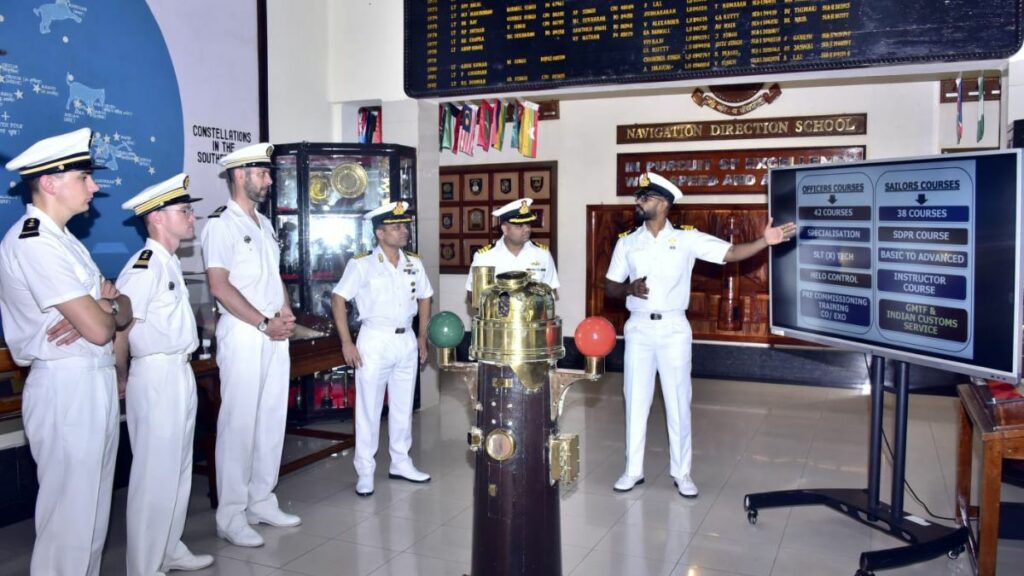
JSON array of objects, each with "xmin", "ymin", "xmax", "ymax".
[
  {"xmin": 623, "ymin": 313, "xmax": 694, "ymax": 480},
  {"xmin": 22, "ymin": 356, "xmax": 119, "ymax": 576},
  {"xmin": 353, "ymin": 327, "xmax": 418, "ymax": 477},
  {"xmin": 126, "ymin": 353, "xmax": 197, "ymax": 576},
  {"xmin": 213, "ymin": 314, "xmax": 290, "ymax": 531}
]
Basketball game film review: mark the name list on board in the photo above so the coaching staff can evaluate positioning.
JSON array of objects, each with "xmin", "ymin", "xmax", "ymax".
[
  {"xmin": 794, "ymin": 161, "xmax": 975, "ymax": 358},
  {"xmin": 406, "ymin": 0, "xmax": 1022, "ymax": 97}
]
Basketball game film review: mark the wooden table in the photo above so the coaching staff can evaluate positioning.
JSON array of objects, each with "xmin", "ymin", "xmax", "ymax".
[{"xmin": 956, "ymin": 383, "xmax": 1024, "ymax": 576}]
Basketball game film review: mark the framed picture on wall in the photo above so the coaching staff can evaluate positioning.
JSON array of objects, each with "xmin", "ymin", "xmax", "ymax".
[
  {"xmin": 523, "ymin": 170, "xmax": 551, "ymax": 200},
  {"xmin": 439, "ymin": 240, "xmax": 460, "ymax": 266},
  {"xmin": 439, "ymin": 207, "xmax": 460, "ymax": 233},
  {"xmin": 493, "ymin": 172, "xmax": 518, "ymax": 202},
  {"xmin": 440, "ymin": 174, "xmax": 460, "ymax": 202},
  {"xmin": 531, "ymin": 203, "xmax": 551, "ymax": 234},
  {"xmin": 439, "ymin": 162, "xmax": 557, "ymax": 274},
  {"xmin": 463, "ymin": 238, "xmax": 491, "ymax": 266},
  {"xmin": 463, "ymin": 206, "xmax": 490, "ymax": 234},
  {"xmin": 464, "ymin": 174, "xmax": 488, "ymax": 199}
]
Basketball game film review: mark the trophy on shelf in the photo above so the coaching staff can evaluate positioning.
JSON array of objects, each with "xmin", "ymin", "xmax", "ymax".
[{"xmin": 427, "ymin": 267, "xmax": 616, "ymax": 576}]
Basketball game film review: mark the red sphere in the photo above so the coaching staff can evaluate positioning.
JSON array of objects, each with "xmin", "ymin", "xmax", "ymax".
[{"xmin": 574, "ymin": 316, "xmax": 616, "ymax": 357}]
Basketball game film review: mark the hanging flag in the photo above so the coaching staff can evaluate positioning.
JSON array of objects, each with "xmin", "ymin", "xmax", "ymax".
[
  {"xmin": 448, "ymin": 103, "xmax": 461, "ymax": 152},
  {"xmin": 955, "ymin": 75, "xmax": 963, "ymax": 144},
  {"xmin": 371, "ymin": 109, "xmax": 382, "ymax": 144},
  {"xmin": 519, "ymin": 101, "xmax": 539, "ymax": 158},
  {"xmin": 477, "ymin": 99, "xmax": 492, "ymax": 151},
  {"xmin": 491, "ymin": 99, "xmax": 505, "ymax": 150},
  {"xmin": 439, "ymin": 104, "xmax": 454, "ymax": 151},
  {"xmin": 976, "ymin": 75, "xmax": 986, "ymax": 143},
  {"xmin": 458, "ymin": 103, "xmax": 478, "ymax": 155},
  {"xmin": 510, "ymin": 100, "xmax": 523, "ymax": 151}
]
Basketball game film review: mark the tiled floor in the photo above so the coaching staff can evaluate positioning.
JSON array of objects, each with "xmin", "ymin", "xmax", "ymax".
[{"xmin": 2, "ymin": 372, "xmax": 1023, "ymax": 575}]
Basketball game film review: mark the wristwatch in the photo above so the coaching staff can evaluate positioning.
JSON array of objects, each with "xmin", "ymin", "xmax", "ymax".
[
  {"xmin": 107, "ymin": 298, "xmax": 120, "ymax": 316},
  {"xmin": 257, "ymin": 317, "xmax": 270, "ymax": 332}
]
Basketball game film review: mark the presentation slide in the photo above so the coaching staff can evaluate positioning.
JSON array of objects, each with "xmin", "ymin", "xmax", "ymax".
[{"xmin": 770, "ymin": 152, "xmax": 1022, "ymax": 382}]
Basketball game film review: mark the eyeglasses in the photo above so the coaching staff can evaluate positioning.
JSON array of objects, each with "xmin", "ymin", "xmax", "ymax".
[
  {"xmin": 634, "ymin": 192, "xmax": 661, "ymax": 203},
  {"xmin": 162, "ymin": 206, "xmax": 195, "ymax": 216}
]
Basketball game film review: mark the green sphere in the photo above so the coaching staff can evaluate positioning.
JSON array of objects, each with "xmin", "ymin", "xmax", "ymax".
[{"xmin": 427, "ymin": 311, "xmax": 465, "ymax": 348}]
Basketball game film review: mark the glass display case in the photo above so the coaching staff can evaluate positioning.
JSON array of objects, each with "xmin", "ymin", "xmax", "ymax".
[{"xmin": 269, "ymin": 142, "xmax": 419, "ymax": 423}]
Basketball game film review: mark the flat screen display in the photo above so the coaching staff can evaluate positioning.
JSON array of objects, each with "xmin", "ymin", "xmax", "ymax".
[{"xmin": 769, "ymin": 151, "xmax": 1022, "ymax": 382}]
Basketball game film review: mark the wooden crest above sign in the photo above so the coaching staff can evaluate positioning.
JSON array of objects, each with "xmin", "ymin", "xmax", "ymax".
[
  {"xmin": 691, "ymin": 83, "xmax": 782, "ymax": 116},
  {"xmin": 617, "ymin": 114, "xmax": 866, "ymax": 144},
  {"xmin": 616, "ymin": 146, "xmax": 866, "ymax": 196}
]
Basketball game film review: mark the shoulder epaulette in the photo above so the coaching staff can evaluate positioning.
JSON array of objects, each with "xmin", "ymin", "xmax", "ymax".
[
  {"xmin": 618, "ymin": 227, "xmax": 635, "ymax": 238},
  {"xmin": 353, "ymin": 251, "xmax": 371, "ymax": 259},
  {"xmin": 681, "ymin": 225, "xmax": 696, "ymax": 231},
  {"xmin": 18, "ymin": 218, "xmax": 40, "ymax": 239},
  {"xmin": 207, "ymin": 206, "xmax": 227, "ymax": 219},
  {"xmin": 477, "ymin": 243, "xmax": 493, "ymax": 254},
  {"xmin": 534, "ymin": 242, "xmax": 548, "ymax": 251},
  {"xmin": 132, "ymin": 249, "xmax": 153, "ymax": 269},
  {"xmin": 403, "ymin": 250, "xmax": 420, "ymax": 259}
]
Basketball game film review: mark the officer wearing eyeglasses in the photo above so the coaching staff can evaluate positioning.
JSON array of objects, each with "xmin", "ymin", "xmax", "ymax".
[
  {"xmin": 114, "ymin": 174, "xmax": 214, "ymax": 575},
  {"xmin": 605, "ymin": 172, "xmax": 796, "ymax": 499}
]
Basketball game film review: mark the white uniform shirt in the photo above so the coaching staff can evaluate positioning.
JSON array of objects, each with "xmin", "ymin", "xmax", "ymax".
[
  {"xmin": 333, "ymin": 247, "xmax": 433, "ymax": 329},
  {"xmin": 0, "ymin": 204, "xmax": 111, "ymax": 366},
  {"xmin": 200, "ymin": 199, "xmax": 283, "ymax": 318},
  {"xmin": 606, "ymin": 222, "xmax": 730, "ymax": 313},
  {"xmin": 115, "ymin": 239, "xmax": 198, "ymax": 357},
  {"xmin": 464, "ymin": 237, "xmax": 560, "ymax": 290}
]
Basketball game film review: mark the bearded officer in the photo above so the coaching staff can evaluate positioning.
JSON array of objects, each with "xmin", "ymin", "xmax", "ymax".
[
  {"xmin": 0, "ymin": 128, "xmax": 133, "ymax": 575},
  {"xmin": 605, "ymin": 172, "xmax": 795, "ymax": 498},
  {"xmin": 331, "ymin": 201, "xmax": 433, "ymax": 496},
  {"xmin": 464, "ymin": 197, "xmax": 559, "ymax": 293},
  {"xmin": 201, "ymin": 143, "xmax": 300, "ymax": 547},
  {"xmin": 114, "ymin": 174, "xmax": 214, "ymax": 575}
]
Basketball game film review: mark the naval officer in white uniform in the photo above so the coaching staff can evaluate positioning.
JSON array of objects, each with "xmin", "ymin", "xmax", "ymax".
[
  {"xmin": 331, "ymin": 201, "xmax": 433, "ymax": 496},
  {"xmin": 605, "ymin": 172, "xmax": 795, "ymax": 498},
  {"xmin": 201, "ymin": 143, "xmax": 300, "ymax": 548},
  {"xmin": 465, "ymin": 197, "xmax": 559, "ymax": 292},
  {"xmin": 0, "ymin": 128, "xmax": 133, "ymax": 575},
  {"xmin": 114, "ymin": 174, "xmax": 214, "ymax": 575}
]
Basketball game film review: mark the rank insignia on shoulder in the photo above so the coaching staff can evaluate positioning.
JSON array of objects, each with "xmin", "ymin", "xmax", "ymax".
[
  {"xmin": 618, "ymin": 227, "xmax": 635, "ymax": 238},
  {"xmin": 133, "ymin": 249, "xmax": 153, "ymax": 269},
  {"xmin": 353, "ymin": 251, "xmax": 370, "ymax": 259},
  {"xmin": 477, "ymin": 243, "xmax": 493, "ymax": 254},
  {"xmin": 680, "ymin": 225, "xmax": 695, "ymax": 231},
  {"xmin": 534, "ymin": 242, "xmax": 548, "ymax": 251},
  {"xmin": 18, "ymin": 218, "xmax": 40, "ymax": 239},
  {"xmin": 208, "ymin": 206, "xmax": 227, "ymax": 219},
  {"xmin": 403, "ymin": 250, "xmax": 420, "ymax": 259}
]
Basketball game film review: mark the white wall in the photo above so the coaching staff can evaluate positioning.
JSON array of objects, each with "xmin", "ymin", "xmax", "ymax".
[{"xmin": 267, "ymin": 0, "xmax": 333, "ymax": 143}]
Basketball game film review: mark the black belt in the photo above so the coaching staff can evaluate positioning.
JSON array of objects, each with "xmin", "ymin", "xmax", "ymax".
[
  {"xmin": 650, "ymin": 313, "xmax": 662, "ymax": 320},
  {"xmin": 395, "ymin": 328, "xmax": 407, "ymax": 334}
]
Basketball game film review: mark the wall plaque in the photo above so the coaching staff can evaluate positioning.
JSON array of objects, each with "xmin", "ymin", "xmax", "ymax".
[
  {"xmin": 617, "ymin": 146, "xmax": 865, "ymax": 196},
  {"xmin": 617, "ymin": 114, "xmax": 866, "ymax": 144}
]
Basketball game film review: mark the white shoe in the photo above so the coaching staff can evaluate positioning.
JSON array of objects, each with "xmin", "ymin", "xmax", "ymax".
[
  {"xmin": 675, "ymin": 475, "xmax": 698, "ymax": 498},
  {"xmin": 613, "ymin": 473, "xmax": 645, "ymax": 492},
  {"xmin": 356, "ymin": 475, "xmax": 375, "ymax": 496},
  {"xmin": 246, "ymin": 505, "xmax": 301, "ymax": 527},
  {"xmin": 217, "ymin": 522, "xmax": 264, "ymax": 547},
  {"xmin": 388, "ymin": 462, "xmax": 431, "ymax": 483},
  {"xmin": 163, "ymin": 552, "xmax": 214, "ymax": 572}
]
